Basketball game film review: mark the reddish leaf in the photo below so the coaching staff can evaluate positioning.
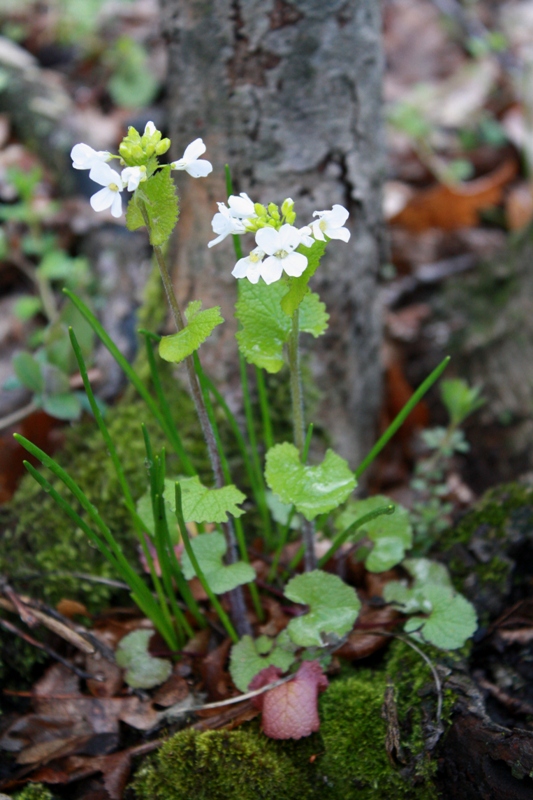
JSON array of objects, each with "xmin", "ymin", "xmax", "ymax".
[{"xmin": 250, "ymin": 661, "xmax": 328, "ymax": 740}]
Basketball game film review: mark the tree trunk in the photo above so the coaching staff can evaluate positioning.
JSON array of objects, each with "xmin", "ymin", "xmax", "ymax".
[{"xmin": 160, "ymin": 0, "xmax": 386, "ymax": 467}]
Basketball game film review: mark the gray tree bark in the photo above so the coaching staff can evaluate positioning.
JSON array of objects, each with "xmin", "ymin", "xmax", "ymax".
[{"xmin": 160, "ymin": 0, "xmax": 386, "ymax": 467}]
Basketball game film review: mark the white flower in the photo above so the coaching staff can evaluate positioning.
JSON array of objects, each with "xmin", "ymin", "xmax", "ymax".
[
  {"xmin": 298, "ymin": 225, "xmax": 314, "ymax": 248},
  {"xmin": 208, "ymin": 203, "xmax": 246, "ymax": 248},
  {"xmin": 71, "ymin": 143, "xmax": 111, "ymax": 171},
  {"xmin": 171, "ymin": 138, "xmax": 213, "ymax": 178},
  {"xmin": 254, "ymin": 224, "xmax": 308, "ymax": 284},
  {"xmin": 228, "ymin": 193, "xmax": 256, "ymax": 220},
  {"xmin": 88, "ymin": 161, "xmax": 125, "ymax": 218},
  {"xmin": 232, "ymin": 247, "xmax": 265, "ymax": 284},
  {"xmin": 310, "ymin": 204, "xmax": 350, "ymax": 242},
  {"xmin": 144, "ymin": 120, "xmax": 157, "ymax": 137},
  {"xmin": 121, "ymin": 165, "xmax": 146, "ymax": 192}
]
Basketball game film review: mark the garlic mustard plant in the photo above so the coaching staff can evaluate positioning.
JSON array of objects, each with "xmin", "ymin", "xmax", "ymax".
[{"xmin": 17, "ymin": 120, "xmax": 478, "ymax": 743}]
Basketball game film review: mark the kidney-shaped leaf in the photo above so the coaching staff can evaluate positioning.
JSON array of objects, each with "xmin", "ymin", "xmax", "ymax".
[
  {"xmin": 284, "ymin": 570, "xmax": 361, "ymax": 647},
  {"xmin": 265, "ymin": 443, "xmax": 356, "ymax": 521},
  {"xmin": 180, "ymin": 531, "xmax": 255, "ymax": 594}
]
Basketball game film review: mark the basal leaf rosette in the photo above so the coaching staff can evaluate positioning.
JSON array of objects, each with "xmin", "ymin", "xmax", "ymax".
[
  {"xmin": 159, "ymin": 301, "xmax": 224, "ymax": 364},
  {"xmin": 284, "ymin": 570, "xmax": 361, "ymax": 647},
  {"xmin": 265, "ymin": 443, "xmax": 356, "ymax": 520},
  {"xmin": 181, "ymin": 531, "xmax": 255, "ymax": 594},
  {"xmin": 235, "ymin": 283, "xmax": 328, "ymax": 373},
  {"xmin": 337, "ymin": 495, "xmax": 413, "ymax": 572},
  {"xmin": 384, "ymin": 558, "xmax": 477, "ymax": 649}
]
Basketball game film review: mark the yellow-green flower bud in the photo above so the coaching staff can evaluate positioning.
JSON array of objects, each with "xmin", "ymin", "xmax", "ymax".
[
  {"xmin": 268, "ymin": 202, "xmax": 280, "ymax": 220},
  {"xmin": 254, "ymin": 203, "xmax": 268, "ymax": 217},
  {"xmin": 155, "ymin": 138, "xmax": 171, "ymax": 156}
]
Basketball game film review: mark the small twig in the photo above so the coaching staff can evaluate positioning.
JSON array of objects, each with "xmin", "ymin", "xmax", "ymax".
[
  {"xmin": 0, "ymin": 596, "xmax": 96, "ymax": 655},
  {"xmin": 477, "ymin": 677, "xmax": 533, "ymax": 716},
  {"xmin": 0, "ymin": 617, "xmax": 98, "ymax": 681},
  {"xmin": 166, "ymin": 673, "xmax": 296, "ymax": 718}
]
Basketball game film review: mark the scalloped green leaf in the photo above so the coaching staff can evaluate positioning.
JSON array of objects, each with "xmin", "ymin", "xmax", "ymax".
[
  {"xmin": 338, "ymin": 495, "xmax": 412, "ymax": 572},
  {"xmin": 166, "ymin": 477, "xmax": 246, "ymax": 523},
  {"xmin": 384, "ymin": 560, "xmax": 477, "ymax": 649},
  {"xmin": 235, "ymin": 281, "xmax": 290, "ymax": 372},
  {"xmin": 115, "ymin": 629, "xmax": 172, "ymax": 689},
  {"xmin": 126, "ymin": 167, "xmax": 178, "ymax": 246},
  {"xmin": 403, "ymin": 584, "xmax": 477, "ymax": 650},
  {"xmin": 180, "ymin": 531, "xmax": 256, "ymax": 594},
  {"xmin": 235, "ymin": 282, "xmax": 328, "ymax": 373},
  {"xmin": 265, "ymin": 443, "xmax": 356, "ymax": 521},
  {"xmin": 299, "ymin": 291, "xmax": 329, "ymax": 338},
  {"xmin": 284, "ymin": 570, "xmax": 361, "ymax": 647},
  {"xmin": 280, "ymin": 240, "xmax": 327, "ymax": 316},
  {"xmin": 229, "ymin": 634, "xmax": 297, "ymax": 692},
  {"xmin": 159, "ymin": 302, "xmax": 224, "ymax": 364}
]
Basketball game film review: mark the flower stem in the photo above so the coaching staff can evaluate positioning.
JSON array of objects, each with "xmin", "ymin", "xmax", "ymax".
[
  {"xmin": 287, "ymin": 307, "xmax": 316, "ymax": 571},
  {"xmin": 142, "ymin": 213, "xmax": 250, "ymax": 636}
]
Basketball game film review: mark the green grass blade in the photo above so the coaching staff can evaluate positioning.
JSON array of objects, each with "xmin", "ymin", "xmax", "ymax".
[
  {"xmin": 317, "ymin": 503, "xmax": 396, "ymax": 568},
  {"xmin": 355, "ymin": 356, "xmax": 451, "ymax": 479},
  {"xmin": 63, "ymin": 289, "xmax": 190, "ymax": 468}
]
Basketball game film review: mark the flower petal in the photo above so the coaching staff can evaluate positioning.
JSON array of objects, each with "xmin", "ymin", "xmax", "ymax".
[
  {"xmin": 90, "ymin": 187, "xmax": 113, "ymax": 212},
  {"xmin": 89, "ymin": 161, "xmax": 120, "ymax": 188},
  {"xmin": 185, "ymin": 159, "xmax": 213, "ymax": 178},
  {"xmin": 182, "ymin": 138, "xmax": 207, "ymax": 162},
  {"xmin": 232, "ymin": 257, "xmax": 251, "ymax": 278},
  {"xmin": 255, "ymin": 226, "xmax": 280, "ymax": 256},
  {"xmin": 278, "ymin": 224, "xmax": 301, "ymax": 251},
  {"xmin": 260, "ymin": 256, "xmax": 284, "ymax": 285},
  {"xmin": 110, "ymin": 191, "xmax": 123, "ymax": 218},
  {"xmin": 329, "ymin": 204, "xmax": 350, "ymax": 226},
  {"xmin": 326, "ymin": 226, "xmax": 351, "ymax": 242},
  {"xmin": 283, "ymin": 252, "xmax": 308, "ymax": 277}
]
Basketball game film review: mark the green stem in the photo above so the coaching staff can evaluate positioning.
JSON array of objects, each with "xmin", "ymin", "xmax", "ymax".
[
  {"xmin": 174, "ymin": 484, "xmax": 238, "ymax": 643},
  {"xmin": 255, "ymin": 367, "xmax": 274, "ymax": 450},
  {"xmin": 287, "ymin": 307, "xmax": 316, "ymax": 571}
]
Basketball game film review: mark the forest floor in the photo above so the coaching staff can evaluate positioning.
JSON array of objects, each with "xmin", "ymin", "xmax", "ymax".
[{"xmin": 1, "ymin": 1, "xmax": 533, "ymax": 798}]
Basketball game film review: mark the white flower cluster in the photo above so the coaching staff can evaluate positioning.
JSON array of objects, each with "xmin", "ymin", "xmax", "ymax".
[
  {"xmin": 208, "ymin": 194, "xmax": 351, "ymax": 285},
  {"xmin": 71, "ymin": 125, "xmax": 212, "ymax": 219}
]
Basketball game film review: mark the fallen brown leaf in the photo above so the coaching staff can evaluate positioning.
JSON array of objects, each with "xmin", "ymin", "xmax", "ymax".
[{"xmin": 390, "ymin": 158, "xmax": 518, "ymax": 232}]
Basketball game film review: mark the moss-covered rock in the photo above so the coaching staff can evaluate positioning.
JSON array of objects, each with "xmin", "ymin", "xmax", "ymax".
[
  {"xmin": 439, "ymin": 482, "xmax": 533, "ymax": 621},
  {"xmin": 132, "ymin": 641, "xmax": 449, "ymax": 800}
]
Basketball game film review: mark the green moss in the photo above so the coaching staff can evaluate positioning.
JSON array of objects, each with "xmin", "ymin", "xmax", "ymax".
[
  {"xmin": 133, "ymin": 641, "xmax": 453, "ymax": 800},
  {"xmin": 11, "ymin": 784, "xmax": 56, "ymax": 800},
  {"xmin": 133, "ymin": 725, "xmax": 321, "ymax": 800},
  {"xmin": 438, "ymin": 483, "xmax": 533, "ymax": 620}
]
